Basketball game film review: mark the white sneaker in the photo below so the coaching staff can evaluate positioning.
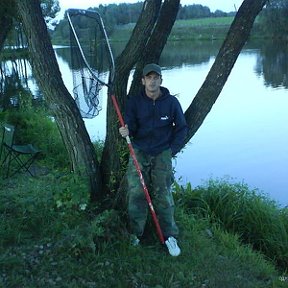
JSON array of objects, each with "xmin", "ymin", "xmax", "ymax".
[{"xmin": 165, "ymin": 236, "xmax": 181, "ymax": 256}]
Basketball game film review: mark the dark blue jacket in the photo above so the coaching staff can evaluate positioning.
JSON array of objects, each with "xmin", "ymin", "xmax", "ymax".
[{"xmin": 125, "ymin": 87, "xmax": 187, "ymax": 156}]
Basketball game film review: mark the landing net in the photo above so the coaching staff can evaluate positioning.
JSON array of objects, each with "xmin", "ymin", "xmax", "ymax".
[{"xmin": 67, "ymin": 9, "xmax": 114, "ymax": 118}]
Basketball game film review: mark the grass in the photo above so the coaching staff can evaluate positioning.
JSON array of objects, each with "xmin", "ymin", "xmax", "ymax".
[
  {"xmin": 174, "ymin": 17, "xmax": 234, "ymax": 27},
  {"xmin": 0, "ymin": 173, "xmax": 287, "ymax": 287},
  {"xmin": 174, "ymin": 178, "xmax": 288, "ymax": 269},
  {"xmin": 170, "ymin": 16, "xmax": 240, "ymax": 41},
  {"xmin": 110, "ymin": 16, "xmax": 236, "ymax": 43},
  {"xmin": 0, "ymin": 47, "xmax": 29, "ymax": 61}
]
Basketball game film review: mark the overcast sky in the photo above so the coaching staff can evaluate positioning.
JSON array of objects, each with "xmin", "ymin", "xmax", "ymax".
[{"xmin": 58, "ymin": 0, "xmax": 244, "ymax": 15}]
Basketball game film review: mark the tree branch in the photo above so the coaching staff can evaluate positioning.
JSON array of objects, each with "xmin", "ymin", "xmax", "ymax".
[
  {"xmin": 129, "ymin": 0, "xmax": 181, "ymax": 97},
  {"xmin": 184, "ymin": 0, "xmax": 268, "ymax": 145}
]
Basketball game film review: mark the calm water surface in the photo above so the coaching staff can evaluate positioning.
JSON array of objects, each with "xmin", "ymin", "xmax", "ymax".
[
  {"xmin": 55, "ymin": 41, "xmax": 288, "ymax": 207},
  {"xmin": 167, "ymin": 53, "xmax": 288, "ymax": 207}
]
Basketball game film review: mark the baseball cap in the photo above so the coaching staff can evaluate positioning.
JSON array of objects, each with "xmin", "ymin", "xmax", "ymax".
[{"xmin": 142, "ymin": 63, "xmax": 162, "ymax": 76}]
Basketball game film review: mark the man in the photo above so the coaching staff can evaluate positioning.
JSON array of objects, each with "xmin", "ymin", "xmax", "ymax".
[{"xmin": 119, "ymin": 63, "xmax": 187, "ymax": 256}]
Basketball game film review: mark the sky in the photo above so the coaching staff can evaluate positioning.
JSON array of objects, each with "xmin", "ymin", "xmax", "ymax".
[{"xmin": 58, "ymin": 0, "xmax": 244, "ymax": 17}]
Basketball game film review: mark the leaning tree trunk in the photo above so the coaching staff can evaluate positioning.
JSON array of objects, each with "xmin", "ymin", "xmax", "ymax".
[
  {"xmin": 15, "ymin": 0, "xmax": 102, "ymax": 200},
  {"xmin": 184, "ymin": 0, "xmax": 268, "ymax": 143},
  {"xmin": 129, "ymin": 0, "xmax": 181, "ymax": 97}
]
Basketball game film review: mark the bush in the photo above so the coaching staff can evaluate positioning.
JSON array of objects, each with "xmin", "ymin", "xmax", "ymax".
[
  {"xmin": 175, "ymin": 178, "xmax": 288, "ymax": 269},
  {"xmin": 0, "ymin": 97, "xmax": 69, "ymax": 169}
]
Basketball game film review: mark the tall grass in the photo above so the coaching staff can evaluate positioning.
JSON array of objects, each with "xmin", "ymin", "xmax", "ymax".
[
  {"xmin": 174, "ymin": 178, "xmax": 288, "ymax": 270},
  {"xmin": 0, "ymin": 99, "xmax": 70, "ymax": 171}
]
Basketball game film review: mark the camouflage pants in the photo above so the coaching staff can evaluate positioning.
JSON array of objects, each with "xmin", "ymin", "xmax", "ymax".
[{"xmin": 126, "ymin": 148, "xmax": 179, "ymax": 239}]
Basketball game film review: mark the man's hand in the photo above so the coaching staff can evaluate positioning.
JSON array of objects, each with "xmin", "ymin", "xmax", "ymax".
[{"xmin": 119, "ymin": 124, "xmax": 129, "ymax": 138}]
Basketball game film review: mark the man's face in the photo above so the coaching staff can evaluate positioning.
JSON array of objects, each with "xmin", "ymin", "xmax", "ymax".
[{"xmin": 142, "ymin": 72, "xmax": 162, "ymax": 93}]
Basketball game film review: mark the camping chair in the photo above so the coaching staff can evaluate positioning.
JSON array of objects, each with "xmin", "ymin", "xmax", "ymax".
[{"xmin": 0, "ymin": 123, "xmax": 41, "ymax": 178}]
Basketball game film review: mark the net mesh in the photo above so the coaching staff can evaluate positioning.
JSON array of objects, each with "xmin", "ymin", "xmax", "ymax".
[{"xmin": 68, "ymin": 11, "xmax": 111, "ymax": 118}]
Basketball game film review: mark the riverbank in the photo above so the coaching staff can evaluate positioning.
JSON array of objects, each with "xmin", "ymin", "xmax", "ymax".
[
  {"xmin": 0, "ymin": 168, "xmax": 287, "ymax": 287},
  {"xmin": 0, "ymin": 47, "xmax": 29, "ymax": 60}
]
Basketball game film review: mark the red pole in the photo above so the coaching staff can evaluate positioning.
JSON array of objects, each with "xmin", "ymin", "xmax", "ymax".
[{"xmin": 111, "ymin": 94, "xmax": 165, "ymax": 244}]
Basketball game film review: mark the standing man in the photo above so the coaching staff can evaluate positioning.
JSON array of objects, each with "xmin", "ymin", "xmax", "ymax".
[{"xmin": 119, "ymin": 63, "xmax": 187, "ymax": 256}]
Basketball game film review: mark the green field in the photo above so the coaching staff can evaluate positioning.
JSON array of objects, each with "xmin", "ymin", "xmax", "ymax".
[
  {"xmin": 111, "ymin": 16, "xmax": 235, "ymax": 42},
  {"xmin": 174, "ymin": 16, "xmax": 234, "ymax": 27}
]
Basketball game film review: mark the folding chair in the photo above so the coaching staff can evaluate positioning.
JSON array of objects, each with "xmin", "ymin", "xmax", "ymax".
[{"xmin": 0, "ymin": 123, "xmax": 41, "ymax": 178}]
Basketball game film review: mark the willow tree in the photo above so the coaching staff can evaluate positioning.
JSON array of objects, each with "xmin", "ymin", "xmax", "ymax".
[{"xmin": 7, "ymin": 0, "xmax": 268, "ymax": 200}]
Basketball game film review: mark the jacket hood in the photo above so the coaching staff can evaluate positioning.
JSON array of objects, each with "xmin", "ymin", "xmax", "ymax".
[{"xmin": 140, "ymin": 86, "xmax": 171, "ymax": 101}]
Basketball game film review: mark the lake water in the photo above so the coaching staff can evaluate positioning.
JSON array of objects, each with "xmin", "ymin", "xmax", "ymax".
[{"xmin": 54, "ymin": 40, "xmax": 287, "ymax": 207}]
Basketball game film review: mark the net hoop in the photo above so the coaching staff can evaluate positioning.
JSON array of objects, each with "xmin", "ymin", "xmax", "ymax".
[{"xmin": 67, "ymin": 9, "xmax": 115, "ymax": 118}]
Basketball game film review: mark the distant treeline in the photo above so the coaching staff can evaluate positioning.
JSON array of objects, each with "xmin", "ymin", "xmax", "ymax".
[{"xmin": 92, "ymin": 2, "xmax": 235, "ymax": 26}]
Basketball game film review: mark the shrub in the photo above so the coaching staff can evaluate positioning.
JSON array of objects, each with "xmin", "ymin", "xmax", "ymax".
[
  {"xmin": 1, "ymin": 99, "xmax": 69, "ymax": 169},
  {"xmin": 175, "ymin": 178, "xmax": 288, "ymax": 269}
]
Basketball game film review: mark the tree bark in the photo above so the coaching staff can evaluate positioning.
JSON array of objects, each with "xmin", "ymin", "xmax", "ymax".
[
  {"xmin": 15, "ymin": 0, "xmax": 102, "ymax": 200},
  {"xmin": 184, "ymin": 0, "xmax": 268, "ymax": 144},
  {"xmin": 129, "ymin": 0, "xmax": 181, "ymax": 97}
]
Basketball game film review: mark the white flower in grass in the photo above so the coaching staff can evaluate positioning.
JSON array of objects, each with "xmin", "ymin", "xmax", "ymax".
[{"xmin": 79, "ymin": 203, "xmax": 87, "ymax": 211}]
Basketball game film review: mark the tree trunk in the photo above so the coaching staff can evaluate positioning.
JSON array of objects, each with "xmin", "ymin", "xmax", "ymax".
[
  {"xmin": 129, "ymin": 0, "xmax": 181, "ymax": 97},
  {"xmin": 15, "ymin": 0, "xmax": 102, "ymax": 200},
  {"xmin": 184, "ymin": 0, "xmax": 268, "ymax": 143}
]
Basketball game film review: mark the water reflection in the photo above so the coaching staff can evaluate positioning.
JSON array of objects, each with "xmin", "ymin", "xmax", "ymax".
[
  {"xmin": 254, "ymin": 40, "xmax": 288, "ymax": 89},
  {"xmin": 171, "ymin": 51, "xmax": 288, "ymax": 207},
  {"xmin": 54, "ymin": 38, "xmax": 288, "ymax": 90},
  {"xmin": 0, "ymin": 58, "xmax": 42, "ymax": 108},
  {"xmin": 160, "ymin": 40, "xmax": 221, "ymax": 68}
]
